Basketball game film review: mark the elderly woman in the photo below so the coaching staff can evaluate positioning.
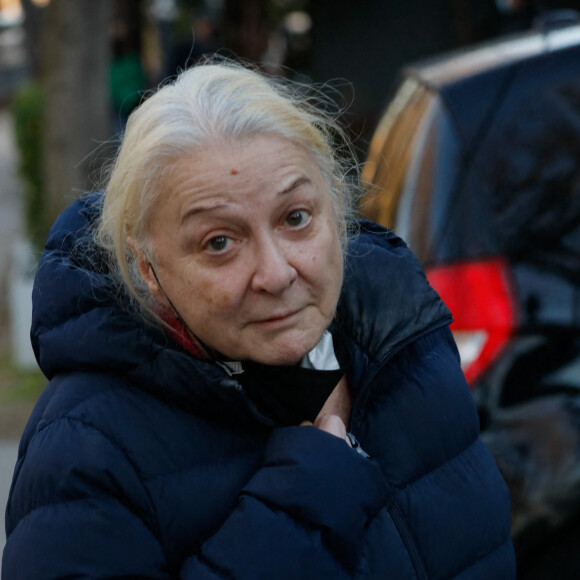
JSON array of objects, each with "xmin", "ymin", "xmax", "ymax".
[{"xmin": 2, "ymin": 62, "xmax": 515, "ymax": 578}]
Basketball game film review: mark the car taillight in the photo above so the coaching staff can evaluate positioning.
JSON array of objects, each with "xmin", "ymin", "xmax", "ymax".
[{"xmin": 425, "ymin": 258, "xmax": 517, "ymax": 386}]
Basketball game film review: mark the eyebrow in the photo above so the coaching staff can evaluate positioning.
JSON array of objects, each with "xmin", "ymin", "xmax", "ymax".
[
  {"xmin": 280, "ymin": 175, "xmax": 312, "ymax": 195},
  {"xmin": 180, "ymin": 202, "xmax": 227, "ymax": 224},
  {"xmin": 179, "ymin": 176, "xmax": 313, "ymax": 224}
]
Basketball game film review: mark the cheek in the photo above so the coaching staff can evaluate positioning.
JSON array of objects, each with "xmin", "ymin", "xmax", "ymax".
[
  {"xmin": 187, "ymin": 273, "xmax": 243, "ymax": 317},
  {"xmin": 197, "ymin": 287, "xmax": 223, "ymax": 310},
  {"xmin": 304, "ymin": 233, "xmax": 343, "ymax": 296},
  {"xmin": 321, "ymin": 225, "xmax": 343, "ymax": 269},
  {"xmin": 325, "ymin": 235, "xmax": 344, "ymax": 299}
]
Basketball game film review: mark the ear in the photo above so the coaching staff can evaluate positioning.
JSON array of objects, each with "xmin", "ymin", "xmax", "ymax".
[{"xmin": 126, "ymin": 236, "xmax": 163, "ymax": 300}]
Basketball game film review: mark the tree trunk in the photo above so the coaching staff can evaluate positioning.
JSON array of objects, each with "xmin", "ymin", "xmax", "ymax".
[
  {"xmin": 20, "ymin": 0, "xmax": 47, "ymax": 78},
  {"xmin": 41, "ymin": 0, "xmax": 113, "ymax": 235}
]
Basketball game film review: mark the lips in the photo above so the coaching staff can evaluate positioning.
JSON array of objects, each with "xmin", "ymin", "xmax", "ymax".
[{"xmin": 253, "ymin": 308, "xmax": 303, "ymax": 327}]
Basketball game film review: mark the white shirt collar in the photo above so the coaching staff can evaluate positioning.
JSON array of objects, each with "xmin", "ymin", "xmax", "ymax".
[{"xmin": 217, "ymin": 330, "xmax": 339, "ymax": 376}]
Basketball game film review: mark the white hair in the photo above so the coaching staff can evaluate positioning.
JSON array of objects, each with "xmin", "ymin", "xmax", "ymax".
[{"xmin": 97, "ymin": 59, "xmax": 359, "ymax": 322}]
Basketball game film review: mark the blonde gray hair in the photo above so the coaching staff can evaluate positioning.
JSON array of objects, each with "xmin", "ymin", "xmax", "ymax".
[{"xmin": 97, "ymin": 59, "xmax": 358, "ymax": 321}]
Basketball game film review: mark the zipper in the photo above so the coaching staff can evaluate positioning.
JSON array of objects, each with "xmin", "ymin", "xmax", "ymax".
[
  {"xmin": 346, "ymin": 432, "xmax": 370, "ymax": 458},
  {"xmin": 389, "ymin": 500, "xmax": 429, "ymax": 579}
]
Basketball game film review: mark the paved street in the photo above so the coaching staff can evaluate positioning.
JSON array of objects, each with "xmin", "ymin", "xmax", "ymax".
[
  {"xmin": 0, "ymin": 28, "xmax": 29, "ymax": 554},
  {"xmin": 0, "ymin": 108, "xmax": 25, "ymax": 556},
  {"xmin": 0, "ymin": 440, "xmax": 18, "ymax": 553}
]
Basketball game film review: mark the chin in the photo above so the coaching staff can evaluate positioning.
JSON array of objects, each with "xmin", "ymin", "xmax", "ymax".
[
  {"xmin": 258, "ymin": 353, "xmax": 306, "ymax": 366},
  {"xmin": 248, "ymin": 336, "xmax": 320, "ymax": 367}
]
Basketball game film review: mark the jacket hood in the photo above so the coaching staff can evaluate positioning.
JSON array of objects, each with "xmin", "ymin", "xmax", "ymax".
[{"xmin": 337, "ymin": 219, "xmax": 452, "ymax": 365}]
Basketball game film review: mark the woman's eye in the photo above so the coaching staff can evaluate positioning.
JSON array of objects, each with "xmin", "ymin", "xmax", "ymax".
[
  {"xmin": 206, "ymin": 236, "xmax": 232, "ymax": 253},
  {"xmin": 285, "ymin": 209, "xmax": 310, "ymax": 228}
]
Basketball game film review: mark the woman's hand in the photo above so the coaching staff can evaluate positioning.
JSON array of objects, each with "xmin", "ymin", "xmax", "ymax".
[
  {"xmin": 314, "ymin": 414, "xmax": 348, "ymax": 439},
  {"xmin": 300, "ymin": 374, "xmax": 353, "ymax": 445},
  {"xmin": 301, "ymin": 414, "xmax": 351, "ymax": 447}
]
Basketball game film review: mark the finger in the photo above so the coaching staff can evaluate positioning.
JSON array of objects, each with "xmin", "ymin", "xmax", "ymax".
[{"xmin": 314, "ymin": 414, "xmax": 347, "ymax": 440}]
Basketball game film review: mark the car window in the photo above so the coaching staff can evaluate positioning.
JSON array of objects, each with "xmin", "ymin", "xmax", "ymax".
[
  {"xmin": 471, "ymin": 79, "xmax": 580, "ymax": 279},
  {"xmin": 360, "ymin": 77, "xmax": 431, "ymax": 229},
  {"xmin": 361, "ymin": 76, "xmax": 461, "ymax": 265}
]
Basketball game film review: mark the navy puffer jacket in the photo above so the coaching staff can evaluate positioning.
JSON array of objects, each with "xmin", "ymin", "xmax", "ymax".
[{"xmin": 2, "ymin": 193, "xmax": 515, "ymax": 579}]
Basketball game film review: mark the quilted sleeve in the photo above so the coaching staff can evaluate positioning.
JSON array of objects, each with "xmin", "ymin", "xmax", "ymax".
[
  {"xmin": 3, "ymin": 418, "xmax": 387, "ymax": 580},
  {"xmin": 179, "ymin": 426, "xmax": 388, "ymax": 579},
  {"xmin": 2, "ymin": 417, "xmax": 169, "ymax": 579}
]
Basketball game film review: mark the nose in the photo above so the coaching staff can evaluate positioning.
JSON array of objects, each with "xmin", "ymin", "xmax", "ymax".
[{"xmin": 250, "ymin": 236, "xmax": 297, "ymax": 295}]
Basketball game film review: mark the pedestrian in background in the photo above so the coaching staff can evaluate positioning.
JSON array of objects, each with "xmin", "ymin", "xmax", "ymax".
[{"xmin": 109, "ymin": 20, "xmax": 147, "ymax": 135}]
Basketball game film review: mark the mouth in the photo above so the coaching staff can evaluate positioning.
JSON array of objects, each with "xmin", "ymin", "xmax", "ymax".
[{"xmin": 253, "ymin": 308, "xmax": 303, "ymax": 328}]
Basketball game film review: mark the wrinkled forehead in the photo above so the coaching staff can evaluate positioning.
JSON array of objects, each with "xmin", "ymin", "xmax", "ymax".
[{"xmin": 157, "ymin": 135, "xmax": 332, "ymax": 206}]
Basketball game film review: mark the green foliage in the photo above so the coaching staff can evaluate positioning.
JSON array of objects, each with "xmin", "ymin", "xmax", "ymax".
[
  {"xmin": 0, "ymin": 351, "xmax": 45, "ymax": 404},
  {"xmin": 11, "ymin": 82, "xmax": 46, "ymax": 252},
  {"xmin": 0, "ymin": 349, "xmax": 44, "ymax": 437}
]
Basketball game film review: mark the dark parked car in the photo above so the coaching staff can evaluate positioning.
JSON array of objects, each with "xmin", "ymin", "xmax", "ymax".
[{"xmin": 361, "ymin": 14, "xmax": 580, "ymax": 579}]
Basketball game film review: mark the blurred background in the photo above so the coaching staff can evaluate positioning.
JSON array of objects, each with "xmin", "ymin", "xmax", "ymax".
[
  {"xmin": 2, "ymin": 0, "xmax": 580, "ymax": 570},
  {"xmin": 2, "ymin": 0, "xmax": 579, "ymax": 371}
]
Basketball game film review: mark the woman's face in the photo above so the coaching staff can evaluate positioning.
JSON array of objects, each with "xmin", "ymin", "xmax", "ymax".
[{"xmin": 136, "ymin": 135, "xmax": 344, "ymax": 365}]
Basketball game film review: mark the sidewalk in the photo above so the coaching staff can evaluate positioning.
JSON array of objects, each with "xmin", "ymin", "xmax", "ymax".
[
  {"xmin": 0, "ymin": 440, "xmax": 18, "ymax": 553},
  {"xmin": 0, "ymin": 106, "xmax": 35, "ymax": 556},
  {"xmin": 0, "ymin": 24, "xmax": 40, "ymax": 557},
  {"xmin": 0, "ymin": 108, "xmax": 24, "ymax": 324}
]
